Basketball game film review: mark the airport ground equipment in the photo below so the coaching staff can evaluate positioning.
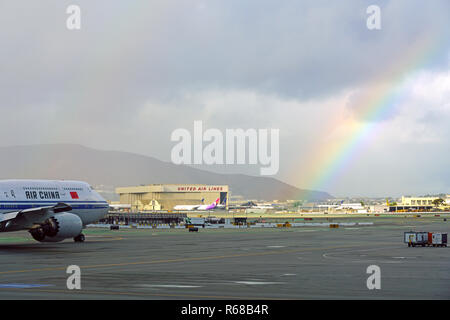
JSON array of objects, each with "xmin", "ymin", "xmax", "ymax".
[
  {"xmin": 185, "ymin": 217, "xmax": 206, "ymax": 228},
  {"xmin": 276, "ymin": 222, "xmax": 292, "ymax": 228},
  {"xmin": 404, "ymin": 231, "xmax": 447, "ymax": 247},
  {"xmin": 431, "ymin": 233, "xmax": 447, "ymax": 247},
  {"xmin": 189, "ymin": 227, "xmax": 199, "ymax": 232}
]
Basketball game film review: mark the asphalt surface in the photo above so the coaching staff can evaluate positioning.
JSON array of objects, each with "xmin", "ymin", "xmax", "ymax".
[{"xmin": 0, "ymin": 217, "xmax": 449, "ymax": 299}]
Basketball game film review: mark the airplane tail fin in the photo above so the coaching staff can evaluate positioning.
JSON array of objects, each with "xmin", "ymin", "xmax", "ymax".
[{"xmin": 215, "ymin": 198, "xmax": 220, "ymax": 205}]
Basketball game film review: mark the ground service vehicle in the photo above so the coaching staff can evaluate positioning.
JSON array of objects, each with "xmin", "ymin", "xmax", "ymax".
[{"xmin": 404, "ymin": 231, "xmax": 447, "ymax": 247}]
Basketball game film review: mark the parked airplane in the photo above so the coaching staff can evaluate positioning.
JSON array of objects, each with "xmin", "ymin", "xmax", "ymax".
[
  {"xmin": 216, "ymin": 198, "xmax": 227, "ymax": 209},
  {"xmin": 235, "ymin": 201, "xmax": 274, "ymax": 210},
  {"xmin": 0, "ymin": 180, "xmax": 109, "ymax": 243},
  {"xmin": 173, "ymin": 198, "xmax": 220, "ymax": 211}
]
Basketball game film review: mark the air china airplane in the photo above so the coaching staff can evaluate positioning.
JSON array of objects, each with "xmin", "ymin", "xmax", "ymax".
[
  {"xmin": 173, "ymin": 198, "xmax": 220, "ymax": 211},
  {"xmin": 0, "ymin": 180, "xmax": 109, "ymax": 243}
]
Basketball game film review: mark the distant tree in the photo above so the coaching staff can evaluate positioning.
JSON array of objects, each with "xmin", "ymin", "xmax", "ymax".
[{"xmin": 432, "ymin": 198, "xmax": 445, "ymax": 207}]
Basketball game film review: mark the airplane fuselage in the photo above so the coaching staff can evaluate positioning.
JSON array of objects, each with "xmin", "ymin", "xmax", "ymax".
[{"xmin": 0, "ymin": 180, "xmax": 108, "ymax": 232}]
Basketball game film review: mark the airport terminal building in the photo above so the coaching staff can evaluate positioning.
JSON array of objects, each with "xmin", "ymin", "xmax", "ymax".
[
  {"xmin": 388, "ymin": 196, "xmax": 443, "ymax": 212},
  {"xmin": 116, "ymin": 184, "xmax": 229, "ymax": 211}
]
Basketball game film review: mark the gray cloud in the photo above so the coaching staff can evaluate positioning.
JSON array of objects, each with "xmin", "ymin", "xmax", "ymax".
[{"xmin": 0, "ymin": 0, "xmax": 449, "ymax": 196}]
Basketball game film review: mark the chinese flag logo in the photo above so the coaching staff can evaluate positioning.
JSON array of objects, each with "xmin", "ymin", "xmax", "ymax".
[{"xmin": 70, "ymin": 192, "xmax": 79, "ymax": 199}]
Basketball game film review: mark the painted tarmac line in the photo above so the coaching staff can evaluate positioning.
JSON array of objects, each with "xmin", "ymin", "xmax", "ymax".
[
  {"xmin": 0, "ymin": 236, "xmax": 123, "ymax": 244},
  {"xmin": 234, "ymin": 281, "xmax": 285, "ymax": 285},
  {"xmin": 322, "ymin": 245, "xmax": 401, "ymax": 260},
  {"xmin": 0, "ymin": 287, "xmax": 290, "ymax": 300},
  {"xmin": 0, "ymin": 284, "xmax": 53, "ymax": 289},
  {"xmin": 0, "ymin": 244, "xmax": 369, "ymax": 275},
  {"xmin": 138, "ymin": 284, "xmax": 202, "ymax": 288},
  {"xmin": 86, "ymin": 237, "xmax": 124, "ymax": 242}
]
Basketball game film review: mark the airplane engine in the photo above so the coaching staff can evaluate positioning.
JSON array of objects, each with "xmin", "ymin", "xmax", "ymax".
[{"xmin": 29, "ymin": 213, "xmax": 83, "ymax": 242}]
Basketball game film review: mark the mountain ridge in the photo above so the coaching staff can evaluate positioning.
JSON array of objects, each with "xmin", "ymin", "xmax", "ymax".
[{"xmin": 0, "ymin": 144, "xmax": 332, "ymax": 201}]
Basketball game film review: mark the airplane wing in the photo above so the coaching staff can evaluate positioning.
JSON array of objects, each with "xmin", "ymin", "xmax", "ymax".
[{"xmin": 0, "ymin": 202, "xmax": 72, "ymax": 223}]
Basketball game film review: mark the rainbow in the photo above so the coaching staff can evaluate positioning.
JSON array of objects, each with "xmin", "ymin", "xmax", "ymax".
[{"xmin": 297, "ymin": 31, "xmax": 448, "ymax": 199}]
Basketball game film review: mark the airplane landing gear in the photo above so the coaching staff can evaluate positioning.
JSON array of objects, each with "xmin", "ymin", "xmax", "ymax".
[{"xmin": 74, "ymin": 234, "xmax": 85, "ymax": 242}]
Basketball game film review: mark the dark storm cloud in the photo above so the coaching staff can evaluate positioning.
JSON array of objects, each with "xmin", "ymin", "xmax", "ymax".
[
  {"xmin": 1, "ymin": 1, "xmax": 448, "ymax": 108},
  {"xmin": 0, "ymin": 0, "xmax": 449, "ymax": 196}
]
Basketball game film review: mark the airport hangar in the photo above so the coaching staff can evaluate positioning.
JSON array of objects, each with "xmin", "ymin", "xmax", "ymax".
[{"xmin": 115, "ymin": 184, "xmax": 229, "ymax": 211}]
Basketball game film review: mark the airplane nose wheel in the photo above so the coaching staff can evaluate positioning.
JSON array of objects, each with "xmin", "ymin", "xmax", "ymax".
[{"xmin": 74, "ymin": 234, "xmax": 85, "ymax": 242}]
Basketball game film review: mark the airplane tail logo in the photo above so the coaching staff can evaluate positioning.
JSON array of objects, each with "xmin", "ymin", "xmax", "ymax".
[{"xmin": 215, "ymin": 198, "xmax": 220, "ymax": 205}]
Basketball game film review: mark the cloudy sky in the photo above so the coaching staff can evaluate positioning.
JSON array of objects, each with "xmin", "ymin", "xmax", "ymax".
[{"xmin": 0, "ymin": 1, "xmax": 449, "ymax": 197}]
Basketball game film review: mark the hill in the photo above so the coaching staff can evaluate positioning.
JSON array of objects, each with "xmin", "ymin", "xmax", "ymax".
[{"xmin": 0, "ymin": 144, "xmax": 332, "ymax": 201}]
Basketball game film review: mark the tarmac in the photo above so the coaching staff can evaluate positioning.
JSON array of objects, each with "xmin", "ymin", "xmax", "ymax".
[{"xmin": 0, "ymin": 217, "xmax": 449, "ymax": 299}]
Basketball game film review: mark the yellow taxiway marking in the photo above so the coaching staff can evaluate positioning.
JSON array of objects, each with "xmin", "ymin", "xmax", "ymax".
[
  {"xmin": 85, "ymin": 236, "xmax": 124, "ymax": 242},
  {"xmin": 0, "ymin": 244, "xmax": 374, "ymax": 275}
]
